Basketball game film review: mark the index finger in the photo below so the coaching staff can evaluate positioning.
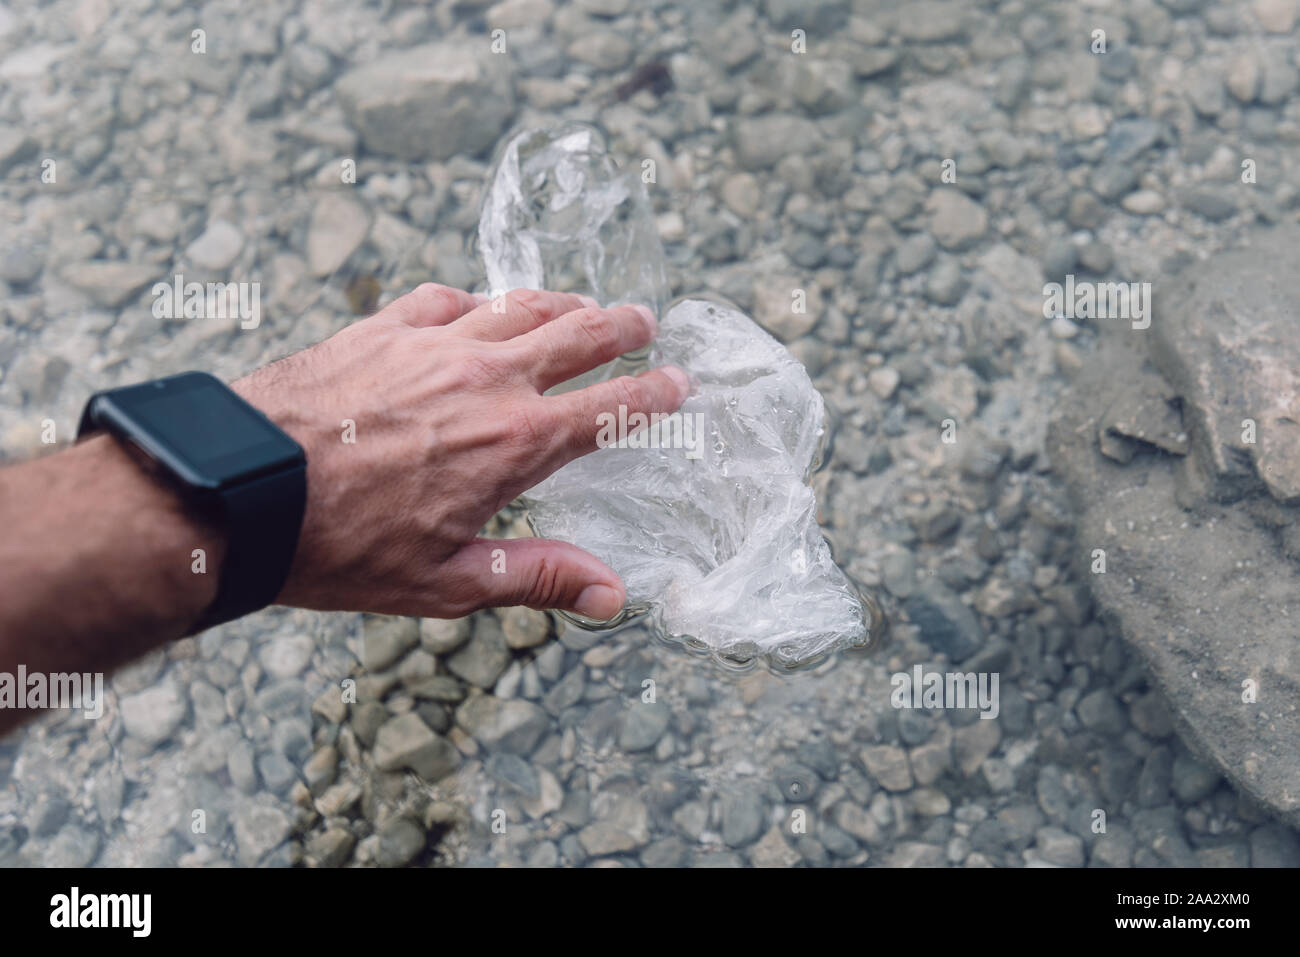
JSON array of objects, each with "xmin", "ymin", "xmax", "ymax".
[{"xmin": 386, "ymin": 283, "xmax": 483, "ymax": 328}]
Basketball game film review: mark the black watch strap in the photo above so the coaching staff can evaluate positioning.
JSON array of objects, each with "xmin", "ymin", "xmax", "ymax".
[
  {"xmin": 192, "ymin": 463, "xmax": 307, "ymax": 633},
  {"xmin": 77, "ymin": 373, "xmax": 307, "ymax": 634}
]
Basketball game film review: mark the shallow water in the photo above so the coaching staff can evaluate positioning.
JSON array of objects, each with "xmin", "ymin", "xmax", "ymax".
[{"xmin": 2, "ymin": 0, "xmax": 1297, "ymax": 868}]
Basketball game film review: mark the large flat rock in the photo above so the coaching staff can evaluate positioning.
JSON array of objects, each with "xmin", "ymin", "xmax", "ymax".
[
  {"xmin": 1048, "ymin": 235, "xmax": 1300, "ymax": 826},
  {"xmin": 1150, "ymin": 226, "xmax": 1300, "ymax": 504}
]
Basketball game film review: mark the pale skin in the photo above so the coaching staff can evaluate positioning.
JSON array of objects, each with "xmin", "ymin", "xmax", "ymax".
[{"xmin": 0, "ymin": 284, "xmax": 689, "ymax": 734}]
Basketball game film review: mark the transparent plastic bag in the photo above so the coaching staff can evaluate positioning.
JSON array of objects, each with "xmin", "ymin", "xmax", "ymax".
[{"xmin": 478, "ymin": 125, "xmax": 875, "ymax": 667}]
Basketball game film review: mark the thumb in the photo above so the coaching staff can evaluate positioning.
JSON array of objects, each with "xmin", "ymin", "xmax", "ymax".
[{"xmin": 443, "ymin": 537, "xmax": 627, "ymax": 620}]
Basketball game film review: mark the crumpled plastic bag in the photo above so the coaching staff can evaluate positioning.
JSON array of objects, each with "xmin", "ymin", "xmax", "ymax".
[{"xmin": 477, "ymin": 124, "xmax": 875, "ymax": 667}]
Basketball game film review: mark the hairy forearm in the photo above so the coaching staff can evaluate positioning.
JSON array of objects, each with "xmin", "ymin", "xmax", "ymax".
[
  {"xmin": 0, "ymin": 285, "xmax": 681, "ymax": 735},
  {"xmin": 0, "ymin": 435, "xmax": 225, "ymax": 732}
]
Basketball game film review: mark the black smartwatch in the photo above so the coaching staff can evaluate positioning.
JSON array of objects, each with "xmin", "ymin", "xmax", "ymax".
[{"xmin": 78, "ymin": 371, "xmax": 307, "ymax": 633}]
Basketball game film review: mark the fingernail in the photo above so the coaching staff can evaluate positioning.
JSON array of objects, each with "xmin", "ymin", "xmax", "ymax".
[
  {"xmin": 572, "ymin": 583, "xmax": 624, "ymax": 620},
  {"xmin": 578, "ymin": 294, "xmax": 600, "ymax": 309},
  {"xmin": 660, "ymin": 365, "xmax": 690, "ymax": 399},
  {"xmin": 472, "ymin": 292, "xmax": 491, "ymax": 304},
  {"xmin": 633, "ymin": 304, "xmax": 658, "ymax": 334}
]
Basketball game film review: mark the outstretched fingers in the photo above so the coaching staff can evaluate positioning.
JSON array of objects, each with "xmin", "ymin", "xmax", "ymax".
[
  {"xmin": 543, "ymin": 366, "xmax": 691, "ymax": 465},
  {"xmin": 387, "ymin": 282, "xmax": 483, "ymax": 328},
  {"xmin": 455, "ymin": 288, "xmax": 593, "ymax": 341}
]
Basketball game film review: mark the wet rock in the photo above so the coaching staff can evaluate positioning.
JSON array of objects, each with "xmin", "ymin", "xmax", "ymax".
[
  {"xmin": 541, "ymin": 664, "xmax": 585, "ymax": 715},
  {"xmin": 861, "ymin": 745, "xmax": 913, "ymax": 791},
  {"xmin": 307, "ymin": 191, "xmax": 371, "ymax": 277},
  {"xmin": 234, "ymin": 801, "xmax": 292, "ymax": 866},
  {"xmin": 641, "ymin": 836, "xmax": 689, "ymax": 868},
  {"xmin": 926, "ymin": 190, "xmax": 988, "ymax": 250},
  {"xmin": 886, "ymin": 842, "xmax": 945, "ymax": 867},
  {"xmin": 1179, "ymin": 188, "xmax": 1236, "ymax": 222},
  {"xmin": 895, "ymin": 233, "xmax": 936, "ymax": 275},
  {"xmin": 336, "ymin": 43, "xmax": 515, "ymax": 160},
  {"xmin": 1137, "ymin": 747, "xmax": 1174, "ymax": 807},
  {"xmin": 774, "ymin": 763, "xmax": 820, "ymax": 803},
  {"xmin": 926, "ymin": 258, "xmax": 964, "ymax": 306},
  {"xmin": 61, "ymin": 261, "xmax": 160, "ymax": 308},
  {"xmin": 1253, "ymin": 0, "xmax": 1298, "ymax": 32},
  {"xmin": 228, "ymin": 740, "xmax": 259, "ymax": 794},
  {"xmin": 0, "ymin": 247, "xmax": 41, "ymax": 284},
  {"xmin": 894, "ymin": 2, "xmax": 967, "ymax": 41},
  {"xmin": 486, "ymin": 753, "xmax": 540, "ymax": 799},
  {"xmin": 1150, "ymin": 228, "xmax": 1300, "ymax": 502},
  {"xmin": 953, "ymin": 720, "xmax": 1001, "ymax": 776},
  {"xmin": 42, "ymin": 826, "xmax": 100, "ymax": 868},
  {"xmin": 303, "ymin": 746, "xmax": 338, "ymax": 797},
  {"xmin": 350, "ymin": 701, "xmax": 388, "ymax": 747},
  {"xmin": 456, "ymin": 695, "xmax": 549, "ymax": 755},
  {"xmin": 1034, "ymin": 826, "xmax": 1084, "ymax": 867},
  {"xmin": 1076, "ymin": 689, "xmax": 1127, "ymax": 735},
  {"xmin": 1129, "ymin": 690, "xmax": 1175, "ymax": 739},
  {"xmin": 764, "ymin": 0, "xmax": 849, "ymax": 33},
  {"xmin": 1226, "ymin": 53, "xmax": 1261, "ymax": 103},
  {"xmin": 446, "ymin": 617, "xmax": 511, "ymax": 688},
  {"xmin": 731, "ymin": 114, "xmax": 820, "ymax": 171},
  {"xmin": 119, "ymin": 683, "xmax": 187, "ymax": 747},
  {"xmin": 373, "ymin": 713, "xmax": 459, "ymax": 781},
  {"xmin": 818, "ymin": 822, "xmax": 859, "ymax": 858},
  {"xmin": 1048, "ymin": 281, "xmax": 1300, "ymax": 825},
  {"xmin": 750, "ymin": 825, "xmax": 801, "ymax": 867},
  {"xmin": 375, "ymin": 816, "xmax": 426, "ymax": 867},
  {"xmin": 186, "ymin": 219, "xmax": 244, "ymax": 271},
  {"xmin": 618, "ymin": 704, "xmax": 670, "ymax": 752},
  {"xmin": 25, "ymin": 792, "xmax": 70, "ymax": 837},
  {"xmin": 0, "ymin": 125, "xmax": 37, "ymax": 174},
  {"xmin": 306, "ymin": 828, "xmax": 355, "ymax": 867},
  {"xmin": 257, "ymin": 752, "xmax": 297, "ymax": 795},
  {"xmin": 500, "ymin": 607, "xmax": 550, "ymax": 649},
  {"xmin": 1172, "ymin": 752, "xmax": 1221, "ymax": 802},
  {"xmin": 833, "ymin": 801, "xmax": 881, "ymax": 844},
  {"xmin": 259, "ymin": 635, "xmax": 315, "ymax": 679},
  {"xmin": 1090, "ymin": 826, "xmax": 1136, "ymax": 868},
  {"xmin": 1096, "ymin": 369, "xmax": 1188, "ymax": 464},
  {"xmin": 578, "ymin": 796, "xmax": 650, "ymax": 855},
  {"xmin": 903, "ymin": 584, "xmax": 984, "ymax": 662},
  {"xmin": 720, "ymin": 790, "xmax": 765, "ymax": 847},
  {"xmin": 910, "ymin": 723, "xmax": 953, "ymax": 786},
  {"xmin": 420, "ymin": 617, "xmax": 471, "ymax": 654},
  {"xmin": 287, "ymin": 44, "xmax": 333, "ymax": 92},
  {"xmin": 751, "ymin": 272, "xmax": 821, "ymax": 342},
  {"xmin": 1249, "ymin": 824, "xmax": 1300, "ymax": 867}
]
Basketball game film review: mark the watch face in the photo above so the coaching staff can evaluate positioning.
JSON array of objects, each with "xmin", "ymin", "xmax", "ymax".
[{"xmin": 96, "ymin": 372, "xmax": 303, "ymax": 490}]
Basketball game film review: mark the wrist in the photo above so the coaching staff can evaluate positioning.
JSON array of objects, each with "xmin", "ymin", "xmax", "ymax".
[
  {"xmin": 0, "ymin": 436, "xmax": 226, "ymax": 670},
  {"xmin": 229, "ymin": 367, "xmax": 326, "ymax": 608}
]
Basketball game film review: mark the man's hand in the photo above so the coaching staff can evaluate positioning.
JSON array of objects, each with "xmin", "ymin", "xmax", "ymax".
[
  {"xmin": 0, "ymin": 283, "xmax": 687, "ymax": 734},
  {"xmin": 233, "ymin": 283, "xmax": 688, "ymax": 622}
]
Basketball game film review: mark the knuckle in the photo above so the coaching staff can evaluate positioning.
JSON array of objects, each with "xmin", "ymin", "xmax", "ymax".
[
  {"xmin": 523, "ymin": 554, "xmax": 564, "ymax": 609},
  {"xmin": 504, "ymin": 401, "xmax": 551, "ymax": 449},
  {"xmin": 573, "ymin": 309, "xmax": 620, "ymax": 354},
  {"xmin": 507, "ymin": 288, "xmax": 549, "ymax": 324},
  {"xmin": 608, "ymin": 375, "xmax": 641, "ymax": 410},
  {"xmin": 404, "ymin": 282, "xmax": 459, "ymax": 315}
]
